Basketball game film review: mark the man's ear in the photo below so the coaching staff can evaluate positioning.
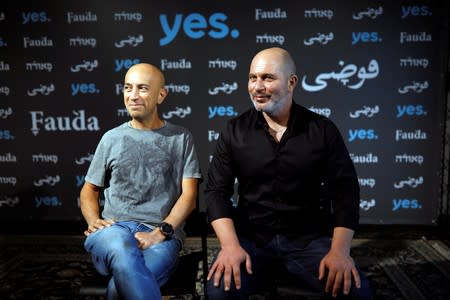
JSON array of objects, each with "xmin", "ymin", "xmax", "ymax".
[
  {"xmin": 157, "ymin": 87, "xmax": 168, "ymax": 104},
  {"xmin": 288, "ymin": 74, "xmax": 298, "ymax": 91}
]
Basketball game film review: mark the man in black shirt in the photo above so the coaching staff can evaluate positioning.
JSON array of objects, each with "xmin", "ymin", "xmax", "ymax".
[{"xmin": 205, "ymin": 47, "xmax": 372, "ymax": 299}]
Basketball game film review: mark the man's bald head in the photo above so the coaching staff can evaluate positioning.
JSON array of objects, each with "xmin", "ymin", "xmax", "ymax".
[
  {"xmin": 125, "ymin": 63, "xmax": 166, "ymax": 88},
  {"xmin": 251, "ymin": 47, "xmax": 297, "ymax": 77}
]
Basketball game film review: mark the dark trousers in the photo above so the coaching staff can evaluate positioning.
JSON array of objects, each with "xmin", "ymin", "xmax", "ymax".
[{"xmin": 207, "ymin": 235, "xmax": 372, "ymax": 299}]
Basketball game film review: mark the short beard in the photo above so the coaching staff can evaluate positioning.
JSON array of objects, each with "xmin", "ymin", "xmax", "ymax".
[{"xmin": 251, "ymin": 97, "xmax": 286, "ymax": 118}]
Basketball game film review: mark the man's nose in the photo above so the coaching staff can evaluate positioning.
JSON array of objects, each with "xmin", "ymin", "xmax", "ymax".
[
  {"xmin": 254, "ymin": 78, "xmax": 265, "ymax": 91},
  {"xmin": 130, "ymin": 86, "xmax": 139, "ymax": 99}
]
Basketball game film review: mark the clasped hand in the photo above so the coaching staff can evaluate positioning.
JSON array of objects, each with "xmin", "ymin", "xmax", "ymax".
[
  {"xmin": 84, "ymin": 218, "xmax": 114, "ymax": 236},
  {"xmin": 134, "ymin": 230, "xmax": 165, "ymax": 250},
  {"xmin": 84, "ymin": 218, "xmax": 164, "ymax": 250}
]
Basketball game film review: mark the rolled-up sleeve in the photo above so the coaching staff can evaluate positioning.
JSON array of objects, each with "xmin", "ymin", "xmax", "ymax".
[
  {"xmin": 204, "ymin": 124, "xmax": 236, "ymax": 222},
  {"xmin": 324, "ymin": 120, "xmax": 360, "ymax": 230}
]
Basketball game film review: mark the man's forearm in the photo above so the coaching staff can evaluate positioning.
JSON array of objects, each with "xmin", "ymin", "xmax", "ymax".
[
  {"xmin": 164, "ymin": 178, "xmax": 198, "ymax": 229},
  {"xmin": 80, "ymin": 182, "xmax": 101, "ymax": 225},
  {"xmin": 211, "ymin": 217, "xmax": 241, "ymax": 248},
  {"xmin": 330, "ymin": 227, "xmax": 355, "ymax": 255}
]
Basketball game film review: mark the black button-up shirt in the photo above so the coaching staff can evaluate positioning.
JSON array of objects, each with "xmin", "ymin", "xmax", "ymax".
[{"xmin": 205, "ymin": 102, "xmax": 360, "ymax": 245}]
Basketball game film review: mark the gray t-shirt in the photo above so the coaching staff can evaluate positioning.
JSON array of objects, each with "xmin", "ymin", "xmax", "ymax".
[{"xmin": 85, "ymin": 121, "xmax": 202, "ymax": 241}]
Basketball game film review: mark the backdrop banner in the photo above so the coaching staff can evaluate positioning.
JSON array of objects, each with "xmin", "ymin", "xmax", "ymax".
[{"xmin": 0, "ymin": 0, "xmax": 447, "ymax": 225}]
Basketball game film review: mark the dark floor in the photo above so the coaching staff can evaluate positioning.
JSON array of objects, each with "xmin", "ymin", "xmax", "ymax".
[{"xmin": 0, "ymin": 223, "xmax": 449, "ymax": 299}]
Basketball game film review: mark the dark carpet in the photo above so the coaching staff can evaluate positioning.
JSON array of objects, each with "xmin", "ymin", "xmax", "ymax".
[{"xmin": 0, "ymin": 230, "xmax": 449, "ymax": 300}]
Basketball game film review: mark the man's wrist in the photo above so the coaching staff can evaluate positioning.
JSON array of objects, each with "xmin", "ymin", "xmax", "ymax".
[{"xmin": 158, "ymin": 222, "xmax": 174, "ymax": 240}]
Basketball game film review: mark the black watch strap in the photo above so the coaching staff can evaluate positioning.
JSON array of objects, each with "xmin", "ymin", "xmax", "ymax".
[{"xmin": 159, "ymin": 222, "xmax": 174, "ymax": 239}]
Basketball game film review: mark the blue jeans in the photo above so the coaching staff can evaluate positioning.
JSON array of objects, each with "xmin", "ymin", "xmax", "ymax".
[
  {"xmin": 207, "ymin": 235, "xmax": 372, "ymax": 300},
  {"xmin": 84, "ymin": 221, "xmax": 181, "ymax": 300}
]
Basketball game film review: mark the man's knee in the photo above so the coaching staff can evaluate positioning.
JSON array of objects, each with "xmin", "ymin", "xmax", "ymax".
[
  {"xmin": 349, "ymin": 272, "xmax": 372, "ymax": 300},
  {"xmin": 206, "ymin": 280, "xmax": 229, "ymax": 300},
  {"xmin": 206, "ymin": 278, "xmax": 248, "ymax": 300},
  {"xmin": 322, "ymin": 271, "xmax": 372, "ymax": 300}
]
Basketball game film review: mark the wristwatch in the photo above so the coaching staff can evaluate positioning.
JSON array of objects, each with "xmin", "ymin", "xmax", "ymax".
[{"xmin": 159, "ymin": 222, "xmax": 174, "ymax": 239}]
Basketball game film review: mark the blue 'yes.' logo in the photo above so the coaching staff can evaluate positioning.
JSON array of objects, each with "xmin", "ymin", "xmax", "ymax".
[
  {"xmin": 0, "ymin": 129, "xmax": 14, "ymax": 140},
  {"xmin": 401, "ymin": 6, "xmax": 432, "ymax": 19},
  {"xmin": 396, "ymin": 105, "xmax": 426, "ymax": 118},
  {"xmin": 115, "ymin": 59, "xmax": 141, "ymax": 72},
  {"xmin": 159, "ymin": 12, "xmax": 240, "ymax": 46},
  {"xmin": 71, "ymin": 83, "xmax": 99, "ymax": 96},
  {"xmin": 22, "ymin": 12, "xmax": 49, "ymax": 24},
  {"xmin": 392, "ymin": 199, "xmax": 422, "ymax": 211},
  {"xmin": 208, "ymin": 106, "xmax": 238, "ymax": 119},
  {"xmin": 76, "ymin": 176, "xmax": 85, "ymax": 187},
  {"xmin": 348, "ymin": 129, "xmax": 378, "ymax": 142},
  {"xmin": 35, "ymin": 196, "xmax": 62, "ymax": 208},
  {"xmin": 351, "ymin": 32, "xmax": 381, "ymax": 45}
]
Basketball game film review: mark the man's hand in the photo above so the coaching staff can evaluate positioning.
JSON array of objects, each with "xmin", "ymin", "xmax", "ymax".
[
  {"xmin": 84, "ymin": 218, "xmax": 115, "ymax": 236},
  {"xmin": 318, "ymin": 250, "xmax": 361, "ymax": 297},
  {"xmin": 134, "ymin": 230, "xmax": 165, "ymax": 250},
  {"xmin": 207, "ymin": 245, "xmax": 252, "ymax": 291}
]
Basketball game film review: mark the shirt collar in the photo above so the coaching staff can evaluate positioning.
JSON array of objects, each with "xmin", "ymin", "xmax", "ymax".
[{"xmin": 253, "ymin": 100, "xmax": 299, "ymax": 131}]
